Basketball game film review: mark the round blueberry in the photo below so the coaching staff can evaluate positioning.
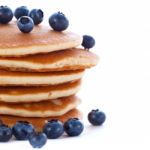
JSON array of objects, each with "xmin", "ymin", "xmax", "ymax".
[
  {"xmin": 64, "ymin": 118, "xmax": 84, "ymax": 137},
  {"xmin": 0, "ymin": 6, "xmax": 13, "ymax": 24},
  {"xmin": 17, "ymin": 16, "xmax": 34, "ymax": 33},
  {"xmin": 0, "ymin": 124, "xmax": 12, "ymax": 142},
  {"xmin": 82, "ymin": 35, "xmax": 95, "ymax": 49},
  {"xmin": 12, "ymin": 121, "xmax": 35, "ymax": 140},
  {"xmin": 43, "ymin": 119, "xmax": 64, "ymax": 139},
  {"xmin": 49, "ymin": 12, "xmax": 69, "ymax": 31},
  {"xmin": 29, "ymin": 9, "xmax": 43, "ymax": 25},
  {"xmin": 14, "ymin": 6, "xmax": 29, "ymax": 19},
  {"xmin": 29, "ymin": 132, "xmax": 47, "ymax": 148},
  {"xmin": 88, "ymin": 109, "xmax": 106, "ymax": 126}
]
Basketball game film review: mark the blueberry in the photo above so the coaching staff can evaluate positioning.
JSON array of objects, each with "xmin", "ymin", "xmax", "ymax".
[
  {"xmin": 43, "ymin": 119, "xmax": 64, "ymax": 139},
  {"xmin": 64, "ymin": 118, "xmax": 84, "ymax": 137},
  {"xmin": 0, "ymin": 124, "xmax": 12, "ymax": 142},
  {"xmin": 17, "ymin": 16, "xmax": 34, "ymax": 33},
  {"xmin": 0, "ymin": 6, "xmax": 13, "ymax": 24},
  {"xmin": 29, "ymin": 9, "xmax": 43, "ymax": 25},
  {"xmin": 29, "ymin": 132, "xmax": 47, "ymax": 148},
  {"xmin": 12, "ymin": 121, "xmax": 35, "ymax": 140},
  {"xmin": 82, "ymin": 35, "xmax": 95, "ymax": 49},
  {"xmin": 88, "ymin": 109, "xmax": 106, "ymax": 126},
  {"xmin": 14, "ymin": 6, "xmax": 29, "ymax": 19},
  {"xmin": 49, "ymin": 12, "xmax": 69, "ymax": 31}
]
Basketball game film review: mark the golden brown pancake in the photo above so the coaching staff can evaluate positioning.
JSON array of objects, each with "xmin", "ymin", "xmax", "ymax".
[
  {"xmin": 0, "ymin": 22, "xmax": 82, "ymax": 57},
  {"xmin": 0, "ymin": 80, "xmax": 81, "ymax": 103},
  {"xmin": 0, "ymin": 69, "xmax": 84, "ymax": 86},
  {"xmin": 0, "ymin": 95, "xmax": 81, "ymax": 117},
  {"xmin": 0, "ymin": 49, "xmax": 99, "ymax": 72},
  {"xmin": 0, "ymin": 109, "xmax": 82, "ymax": 131}
]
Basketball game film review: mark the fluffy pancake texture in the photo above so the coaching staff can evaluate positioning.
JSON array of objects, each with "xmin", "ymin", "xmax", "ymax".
[
  {"xmin": 0, "ymin": 69, "xmax": 84, "ymax": 86},
  {"xmin": 0, "ymin": 95, "xmax": 81, "ymax": 117},
  {"xmin": 0, "ymin": 109, "xmax": 82, "ymax": 131},
  {"xmin": 0, "ymin": 23, "xmax": 82, "ymax": 56},
  {"xmin": 0, "ymin": 49, "xmax": 99, "ymax": 72},
  {"xmin": 0, "ymin": 80, "xmax": 81, "ymax": 103}
]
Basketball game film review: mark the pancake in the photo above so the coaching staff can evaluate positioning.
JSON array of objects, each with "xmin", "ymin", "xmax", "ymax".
[
  {"xmin": 0, "ymin": 48, "xmax": 99, "ymax": 72},
  {"xmin": 0, "ymin": 80, "xmax": 81, "ymax": 103},
  {"xmin": 0, "ymin": 69, "xmax": 84, "ymax": 86},
  {"xmin": 0, "ymin": 109, "xmax": 82, "ymax": 131},
  {"xmin": 0, "ymin": 95, "xmax": 81, "ymax": 117},
  {"xmin": 0, "ymin": 22, "xmax": 82, "ymax": 57}
]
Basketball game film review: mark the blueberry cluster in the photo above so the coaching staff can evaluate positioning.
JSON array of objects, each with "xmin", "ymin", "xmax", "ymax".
[
  {"xmin": 0, "ymin": 5, "xmax": 95, "ymax": 49},
  {"xmin": 0, "ymin": 109, "xmax": 105, "ymax": 148},
  {"xmin": 0, "ymin": 118, "xmax": 83, "ymax": 148},
  {"xmin": 0, "ymin": 6, "xmax": 69, "ymax": 33}
]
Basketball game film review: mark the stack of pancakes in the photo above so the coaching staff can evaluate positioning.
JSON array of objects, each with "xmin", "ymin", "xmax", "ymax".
[{"xmin": 0, "ymin": 22, "xmax": 98, "ymax": 130}]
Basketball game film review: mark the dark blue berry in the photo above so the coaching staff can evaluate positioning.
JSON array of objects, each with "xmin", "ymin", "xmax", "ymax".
[
  {"xmin": 64, "ymin": 118, "xmax": 84, "ymax": 137},
  {"xmin": 0, "ymin": 6, "xmax": 13, "ymax": 24},
  {"xmin": 17, "ymin": 16, "xmax": 34, "ymax": 33},
  {"xmin": 29, "ymin": 132, "xmax": 47, "ymax": 148},
  {"xmin": 14, "ymin": 6, "xmax": 29, "ymax": 19},
  {"xmin": 12, "ymin": 121, "xmax": 35, "ymax": 140},
  {"xmin": 0, "ymin": 124, "xmax": 12, "ymax": 142},
  {"xmin": 29, "ymin": 9, "xmax": 43, "ymax": 25},
  {"xmin": 43, "ymin": 119, "xmax": 64, "ymax": 139},
  {"xmin": 49, "ymin": 12, "xmax": 69, "ymax": 31},
  {"xmin": 82, "ymin": 35, "xmax": 95, "ymax": 49},
  {"xmin": 88, "ymin": 109, "xmax": 106, "ymax": 126}
]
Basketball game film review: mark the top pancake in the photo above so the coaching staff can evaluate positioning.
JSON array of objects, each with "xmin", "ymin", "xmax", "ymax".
[{"xmin": 0, "ymin": 22, "xmax": 82, "ymax": 57}]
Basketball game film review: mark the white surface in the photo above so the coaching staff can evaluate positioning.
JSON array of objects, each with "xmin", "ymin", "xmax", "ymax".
[{"xmin": 0, "ymin": 0, "xmax": 150, "ymax": 149}]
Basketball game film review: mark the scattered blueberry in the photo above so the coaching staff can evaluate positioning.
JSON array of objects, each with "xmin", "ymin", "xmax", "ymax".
[
  {"xmin": 29, "ymin": 9, "xmax": 43, "ymax": 25},
  {"xmin": 64, "ymin": 118, "xmax": 84, "ymax": 137},
  {"xmin": 17, "ymin": 16, "xmax": 34, "ymax": 33},
  {"xmin": 49, "ymin": 12, "xmax": 69, "ymax": 31},
  {"xmin": 29, "ymin": 132, "xmax": 47, "ymax": 148},
  {"xmin": 0, "ymin": 6, "xmax": 13, "ymax": 24},
  {"xmin": 0, "ymin": 124, "xmax": 12, "ymax": 142},
  {"xmin": 88, "ymin": 109, "xmax": 106, "ymax": 126},
  {"xmin": 43, "ymin": 119, "xmax": 64, "ymax": 139},
  {"xmin": 12, "ymin": 121, "xmax": 35, "ymax": 140},
  {"xmin": 82, "ymin": 35, "xmax": 95, "ymax": 49},
  {"xmin": 14, "ymin": 6, "xmax": 29, "ymax": 19}
]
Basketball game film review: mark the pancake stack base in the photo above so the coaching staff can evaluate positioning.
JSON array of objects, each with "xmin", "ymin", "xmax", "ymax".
[{"xmin": 0, "ymin": 109, "xmax": 82, "ymax": 131}]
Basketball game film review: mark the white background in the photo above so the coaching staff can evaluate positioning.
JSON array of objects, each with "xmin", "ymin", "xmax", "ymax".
[{"xmin": 0, "ymin": 0, "xmax": 150, "ymax": 149}]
